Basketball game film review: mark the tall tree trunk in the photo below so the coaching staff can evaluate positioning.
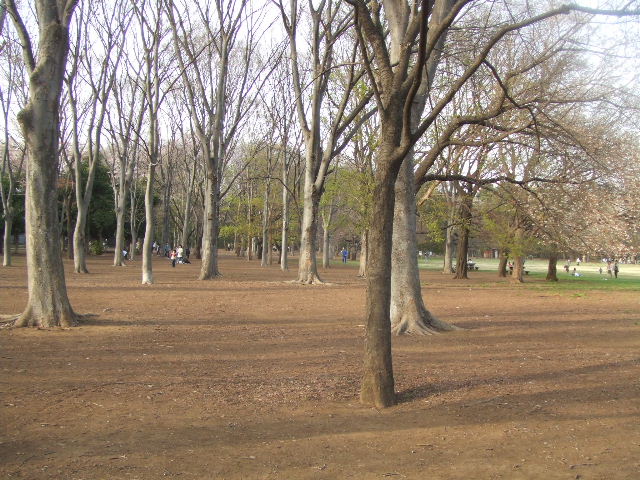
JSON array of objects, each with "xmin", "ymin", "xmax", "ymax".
[
  {"xmin": 361, "ymin": 150, "xmax": 397, "ymax": 409},
  {"xmin": 12, "ymin": 2, "xmax": 78, "ymax": 326},
  {"xmin": 442, "ymin": 204, "xmax": 455, "ymax": 274},
  {"xmin": 180, "ymin": 169, "xmax": 195, "ymax": 249},
  {"xmin": 2, "ymin": 215, "xmax": 12, "ymax": 266},
  {"xmin": 321, "ymin": 205, "xmax": 332, "ymax": 269},
  {"xmin": 261, "ymin": 179, "xmax": 271, "ymax": 267},
  {"xmin": 297, "ymin": 170, "xmax": 322, "ymax": 283},
  {"xmin": 546, "ymin": 252, "xmax": 558, "ymax": 281},
  {"xmin": 141, "ymin": 162, "xmax": 155, "ymax": 284},
  {"xmin": 113, "ymin": 196, "xmax": 127, "ymax": 266},
  {"xmin": 199, "ymin": 169, "xmax": 221, "ymax": 279},
  {"xmin": 453, "ymin": 194, "xmax": 473, "ymax": 280},
  {"xmin": 512, "ymin": 255, "xmax": 525, "ymax": 283},
  {"xmin": 358, "ymin": 229, "xmax": 368, "ymax": 277},
  {"xmin": 280, "ymin": 168, "xmax": 289, "ymax": 270},
  {"xmin": 498, "ymin": 249, "xmax": 508, "ymax": 277},
  {"xmin": 391, "ymin": 156, "xmax": 457, "ymax": 334}
]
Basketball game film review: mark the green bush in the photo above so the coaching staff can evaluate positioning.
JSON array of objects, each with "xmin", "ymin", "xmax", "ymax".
[{"xmin": 88, "ymin": 240, "xmax": 104, "ymax": 256}]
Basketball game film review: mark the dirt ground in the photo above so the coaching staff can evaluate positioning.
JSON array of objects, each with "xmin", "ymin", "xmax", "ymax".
[{"xmin": 1, "ymin": 251, "xmax": 639, "ymax": 480}]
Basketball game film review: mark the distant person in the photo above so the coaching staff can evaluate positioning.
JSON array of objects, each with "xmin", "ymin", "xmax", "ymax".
[
  {"xmin": 341, "ymin": 248, "xmax": 349, "ymax": 263},
  {"xmin": 599, "ymin": 266, "xmax": 603, "ymax": 275},
  {"xmin": 164, "ymin": 243, "xmax": 170, "ymax": 257},
  {"xmin": 564, "ymin": 263, "xmax": 570, "ymax": 273},
  {"xmin": 607, "ymin": 262, "xmax": 613, "ymax": 277},
  {"xmin": 122, "ymin": 248, "xmax": 128, "ymax": 260},
  {"xmin": 614, "ymin": 261, "xmax": 619, "ymax": 279},
  {"xmin": 170, "ymin": 249, "xmax": 177, "ymax": 267},
  {"xmin": 177, "ymin": 245, "xmax": 184, "ymax": 264},
  {"xmin": 185, "ymin": 247, "xmax": 191, "ymax": 259}
]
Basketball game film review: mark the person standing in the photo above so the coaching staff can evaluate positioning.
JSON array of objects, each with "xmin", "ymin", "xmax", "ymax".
[
  {"xmin": 614, "ymin": 261, "xmax": 619, "ymax": 279},
  {"xmin": 170, "ymin": 249, "xmax": 177, "ymax": 267},
  {"xmin": 341, "ymin": 248, "xmax": 349, "ymax": 264},
  {"xmin": 176, "ymin": 245, "xmax": 184, "ymax": 264}
]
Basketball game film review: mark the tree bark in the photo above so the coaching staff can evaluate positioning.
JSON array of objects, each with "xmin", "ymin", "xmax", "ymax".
[
  {"xmin": 453, "ymin": 193, "xmax": 473, "ymax": 280},
  {"xmin": 442, "ymin": 202, "xmax": 455, "ymax": 274},
  {"xmin": 10, "ymin": 1, "xmax": 78, "ymax": 326},
  {"xmin": 498, "ymin": 249, "xmax": 508, "ymax": 277},
  {"xmin": 391, "ymin": 155, "xmax": 457, "ymax": 334},
  {"xmin": 3, "ymin": 216, "xmax": 12, "ymax": 266},
  {"xmin": 280, "ymin": 163, "xmax": 290, "ymax": 270},
  {"xmin": 361, "ymin": 147, "xmax": 398, "ymax": 409},
  {"xmin": 546, "ymin": 252, "xmax": 558, "ymax": 281},
  {"xmin": 297, "ymin": 175, "xmax": 322, "ymax": 283},
  {"xmin": 358, "ymin": 229, "xmax": 368, "ymax": 277},
  {"xmin": 141, "ymin": 161, "xmax": 155, "ymax": 284}
]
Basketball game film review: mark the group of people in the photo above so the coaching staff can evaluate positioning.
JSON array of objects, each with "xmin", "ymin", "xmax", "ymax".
[
  {"xmin": 563, "ymin": 258, "xmax": 620, "ymax": 278},
  {"xmin": 151, "ymin": 241, "xmax": 191, "ymax": 267}
]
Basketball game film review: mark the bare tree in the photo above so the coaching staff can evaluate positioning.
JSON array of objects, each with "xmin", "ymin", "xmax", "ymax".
[
  {"xmin": 276, "ymin": 0, "xmax": 373, "ymax": 284},
  {"xmin": 0, "ymin": 22, "xmax": 27, "ymax": 266},
  {"xmin": 67, "ymin": 0, "xmax": 130, "ymax": 273},
  {"xmin": 4, "ymin": 0, "xmax": 79, "ymax": 327},
  {"xmin": 347, "ymin": 0, "xmax": 640, "ymax": 407}
]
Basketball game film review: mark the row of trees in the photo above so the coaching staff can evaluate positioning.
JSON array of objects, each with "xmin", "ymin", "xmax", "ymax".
[{"xmin": 2, "ymin": 0, "xmax": 639, "ymax": 408}]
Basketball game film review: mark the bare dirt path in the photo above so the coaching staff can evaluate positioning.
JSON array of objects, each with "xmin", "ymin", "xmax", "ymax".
[{"xmin": 1, "ymin": 252, "xmax": 639, "ymax": 479}]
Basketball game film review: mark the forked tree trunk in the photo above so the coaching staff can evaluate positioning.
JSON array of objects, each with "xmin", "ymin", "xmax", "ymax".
[
  {"xmin": 12, "ymin": 2, "xmax": 78, "ymax": 327},
  {"xmin": 358, "ymin": 229, "xmax": 368, "ymax": 277},
  {"xmin": 391, "ymin": 155, "xmax": 456, "ymax": 335},
  {"xmin": 546, "ymin": 252, "xmax": 558, "ymax": 281}
]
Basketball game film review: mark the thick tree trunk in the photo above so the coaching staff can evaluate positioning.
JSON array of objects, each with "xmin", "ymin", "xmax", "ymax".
[
  {"xmin": 14, "ymin": 10, "xmax": 77, "ymax": 326},
  {"xmin": 546, "ymin": 253, "xmax": 558, "ymax": 281},
  {"xmin": 498, "ymin": 249, "xmax": 508, "ymax": 277},
  {"xmin": 453, "ymin": 194, "xmax": 472, "ymax": 280},
  {"xmin": 358, "ymin": 229, "xmax": 368, "ymax": 277},
  {"xmin": 391, "ymin": 156, "xmax": 457, "ymax": 335},
  {"xmin": 199, "ymin": 172, "xmax": 221, "ymax": 279},
  {"xmin": 510, "ymin": 225, "xmax": 525, "ymax": 283},
  {"xmin": 361, "ymin": 154, "xmax": 397, "ymax": 409},
  {"xmin": 512, "ymin": 255, "xmax": 525, "ymax": 283},
  {"xmin": 297, "ymin": 178, "xmax": 322, "ymax": 283}
]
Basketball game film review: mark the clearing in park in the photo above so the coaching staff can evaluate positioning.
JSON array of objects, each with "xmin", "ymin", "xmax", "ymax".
[{"xmin": 1, "ymin": 253, "xmax": 639, "ymax": 479}]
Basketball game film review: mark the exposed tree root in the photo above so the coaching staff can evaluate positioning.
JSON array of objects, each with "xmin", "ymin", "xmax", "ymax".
[
  {"xmin": 392, "ymin": 305, "xmax": 461, "ymax": 336},
  {"xmin": 294, "ymin": 273, "xmax": 324, "ymax": 285}
]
